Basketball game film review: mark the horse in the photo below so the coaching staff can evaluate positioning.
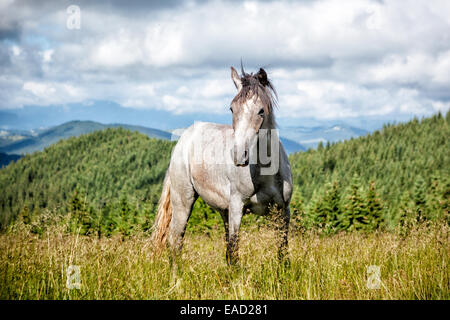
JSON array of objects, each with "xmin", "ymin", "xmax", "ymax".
[{"xmin": 152, "ymin": 66, "xmax": 293, "ymax": 264}]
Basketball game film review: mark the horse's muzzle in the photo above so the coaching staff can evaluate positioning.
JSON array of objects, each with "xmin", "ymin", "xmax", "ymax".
[{"xmin": 234, "ymin": 150, "xmax": 249, "ymax": 167}]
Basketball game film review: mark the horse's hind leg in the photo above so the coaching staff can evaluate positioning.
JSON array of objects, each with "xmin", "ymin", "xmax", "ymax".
[
  {"xmin": 219, "ymin": 210, "xmax": 229, "ymax": 243},
  {"xmin": 167, "ymin": 185, "xmax": 198, "ymax": 255}
]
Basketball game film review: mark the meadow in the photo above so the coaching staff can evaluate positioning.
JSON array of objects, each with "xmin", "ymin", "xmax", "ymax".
[
  {"xmin": 1, "ymin": 113, "xmax": 448, "ymax": 300},
  {"xmin": 1, "ymin": 217, "xmax": 448, "ymax": 300}
]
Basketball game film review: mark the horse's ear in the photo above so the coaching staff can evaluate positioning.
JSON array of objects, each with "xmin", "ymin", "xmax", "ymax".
[
  {"xmin": 231, "ymin": 66, "xmax": 242, "ymax": 91},
  {"xmin": 256, "ymin": 68, "xmax": 269, "ymax": 87}
]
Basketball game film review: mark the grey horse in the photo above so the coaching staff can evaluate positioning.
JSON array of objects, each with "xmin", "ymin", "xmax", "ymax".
[{"xmin": 152, "ymin": 66, "xmax": 293, "ymax": 264}]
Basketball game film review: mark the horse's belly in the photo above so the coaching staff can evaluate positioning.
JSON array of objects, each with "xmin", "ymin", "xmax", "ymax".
[
  {"xmin": 246, "ymin": 201, "xmax": 268, "ymax": 216},
  {"xmin": 246, "ymin": 188, "xmax": 283, "ymax": 216},
  {"xmin": 191, "ymin": 164, "xmax": 230, "ymax": 211},
  {"xmin": 197, "ymin": 188, "xmax": 229, "ymax": 212}
]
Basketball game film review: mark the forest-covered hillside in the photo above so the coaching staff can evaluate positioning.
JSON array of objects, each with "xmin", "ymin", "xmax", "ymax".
[
  {"xmin": 0, "ymin": 128, "xmax": 175, "ymax": 230},
  {"xmin": 289, "ymin": 111, "xmax": 449, "ymax": 232},
  {"xmin": 0, "ymin": 112, "xmax": 448, "ymax": 235}
]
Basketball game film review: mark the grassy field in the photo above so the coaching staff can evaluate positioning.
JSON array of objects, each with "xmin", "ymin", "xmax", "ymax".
[{"xmin": 1, "ymin": 220, "xmax": 448, "ymax": 300}]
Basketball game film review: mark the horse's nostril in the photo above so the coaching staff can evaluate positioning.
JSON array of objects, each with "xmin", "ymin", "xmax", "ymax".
[
  {"xmin": 233, "ymin": 148, "xmax": 249, "ymax": 166},
  {"xmin": 238, "ymin": 150, "xmax": 249, "ymax": 166}
]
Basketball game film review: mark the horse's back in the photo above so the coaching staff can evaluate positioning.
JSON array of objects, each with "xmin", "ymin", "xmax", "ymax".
[
  {"xmin": 173, "ymin": 121, "xmax": 233, "ymax": 163},
  {"xmin": 169, "ymin": 122, "xmax": 233, "ymax": 211}
]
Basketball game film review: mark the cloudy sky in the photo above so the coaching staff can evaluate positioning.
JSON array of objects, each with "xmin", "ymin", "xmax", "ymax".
[{"xmin": 1, "ymin": 0, "xmax": 449, "ymax": 129}]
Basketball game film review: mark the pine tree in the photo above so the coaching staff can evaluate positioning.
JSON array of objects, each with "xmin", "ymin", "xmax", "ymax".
[
  {"xmin": 320, "ymin": 181, "xmax": 342, "ymax": 234},
  {"xmin": 397, "ymin": 191, "xmax": 415, "ymax": 238},
  {"xmin": 306, "ymin": 188, "xmax": 324, "ymax": 231},
  {"xmin": 342, "ymin": 174, "xmax": 368, "ymax": 231},
  {"xmin": 317, "ymin": 141, "xmax": 324, "ymax": 151},
  {"xmin": 100, "ymin": 203, "xmax": 115, "ymax": 237},
  {"xmin": 365, "ymin": 181, "xmax": 384, "ymax": 230},
  {"xmin": 413, "ymin": 176, "xmax": 427, "ymax": 222},
  {"xmin": 290, "ymin": 189, "xmax": 307, "ymax": 232},
  {"xmin": 117, "ymin": 196, "xmax": 132, "ymax": 237},
  {"xmin": 310, "ymin": 193, "xmax": 326, "ymax": 232},
  {"xmin": 441, "ymin": 176, "xmax": 450, "ymax": 224},
  {"xmin": 69, "ymin": 191, "xmax": 92, "ymax": 235}
]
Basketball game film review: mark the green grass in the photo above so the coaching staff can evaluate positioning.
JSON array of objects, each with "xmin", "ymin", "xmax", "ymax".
[{"xmin": 1, "ymin": 220, "xmax": 448, "ymax": 300}]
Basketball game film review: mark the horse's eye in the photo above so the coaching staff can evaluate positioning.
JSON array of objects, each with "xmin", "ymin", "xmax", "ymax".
[
  {"xmin": 258, "ymin": 108, "xmax": 264, "ymax": 116},
  {"xmin": 230, "ymin": 107, "xmax": 233, "ymax": 113}
]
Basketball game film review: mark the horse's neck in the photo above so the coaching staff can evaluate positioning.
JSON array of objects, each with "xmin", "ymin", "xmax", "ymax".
[
  {"xmin": 264, "ymin": 113, "xmax": 276, "ymax": 131},
  {"xmin": 256, "ymin": 114, "xmax": 278, "ymax": 168}
]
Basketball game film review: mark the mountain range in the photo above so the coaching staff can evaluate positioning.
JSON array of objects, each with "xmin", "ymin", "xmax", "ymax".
[
  {"xmin": 0, "ymin": 121, "xmax": 307, "ymax": 165},
  {"xmin": 280, "ymin": 124, "xmax": 369, "ymax": 149},
  {"xmin": 0, "ymin": 101, "xmax": 393, "ymax": 160},
  {"xmin": 0, "ymin": 101, "xmax": 392, "ymax": 132},
  {"xmin": 0, "ymin": 121, "xmax": 172, "ymax": 156}
]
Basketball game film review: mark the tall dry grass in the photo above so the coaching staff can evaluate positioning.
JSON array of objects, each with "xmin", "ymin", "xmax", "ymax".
[{"xmin": 0, "ymin": 221, "xmax": 448, "ymax": 299}]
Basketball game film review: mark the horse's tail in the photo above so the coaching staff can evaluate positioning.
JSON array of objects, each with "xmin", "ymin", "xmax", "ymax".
[{"xmin": 151, "ymin": 170, "xmax": 172, "ymax": 251}]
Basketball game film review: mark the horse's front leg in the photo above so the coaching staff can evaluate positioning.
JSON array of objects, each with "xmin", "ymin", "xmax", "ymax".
[{"xmin": 226, "ymin": 196, "xmax": 244, "ymax": 265}]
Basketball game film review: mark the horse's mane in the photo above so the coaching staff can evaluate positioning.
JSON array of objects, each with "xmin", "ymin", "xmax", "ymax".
[{"xmin": 232, "ymin": 66, "xmax": 278, "ymax": 127}]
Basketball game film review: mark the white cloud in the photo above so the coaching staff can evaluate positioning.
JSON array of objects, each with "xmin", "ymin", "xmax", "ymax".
[
  {"xmin": 22, "ymin": 81, "xmax": 85, "ymax": 106},
  {"xmin": 121, "ymin": 84, "xmax": 156, "ymax": 108},
  {"xmin": 143, "ymin": 23, "xmax": 185, "ymax": 67},
  {"xmin": 41, "ymin": 49, "xmax": 54, "ymax": 63},
  {"xmin": 277, "ymin": 80, "xmax": 441, "ymax": 119},
  {"xmin": 0, "ymin": 0, "xmax": 449, "ymax": 122},
  {"xmin": 431, "ymin": 100, "xmax": 450, "ymax": 113},
  {"xmin": 11, "ymin": 45, "xmax": 21, "ymax": 56},
  {"xmin": 23, "ymin": 82, "xmax": 52, "ymax": 95},
  {"xmin": 365, "ymin": 51, "xmax": 450, "ymax": 86},
  {"xmin": 91, "ymin": 29, "xmax": 143, "ymax": 68},
  {"xmin": 162, "ymin": 94, "xmax": 182, "ymax": 112},
  {"xmin": 176, "ymin": 86, "xmax": 189, "ymax": 95}
]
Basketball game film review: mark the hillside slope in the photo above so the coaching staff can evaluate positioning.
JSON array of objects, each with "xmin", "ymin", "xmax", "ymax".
[
  {"xmin": 0, "ymin": 121, "xmax": 172, "ymax": 155},
  {"xmin": 289, "ymin": 112, "xmax": 449, "ymax": 227},
  {"xmin": 1, "ymin": 120, "xmax": 306, "ymax": 155},
  {"xmin": 0, "ymin": 128, "xmax": 175, "ymax": 228}
]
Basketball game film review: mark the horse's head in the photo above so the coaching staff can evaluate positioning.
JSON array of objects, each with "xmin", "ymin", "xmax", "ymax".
[{"xmin": 230, "ymin": 66, "xmax": 277, "ymax": 167}]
